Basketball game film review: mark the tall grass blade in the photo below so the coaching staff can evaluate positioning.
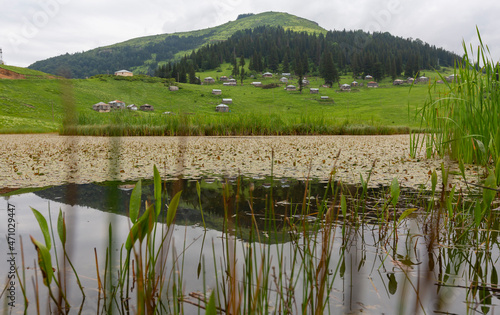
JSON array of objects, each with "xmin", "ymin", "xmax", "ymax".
[
  {"xmin": 29, "ymin": 236, "xmax": 53, "ymax": 286},
  {"xmin": 30, "ymin": 208, "xmax": 51, "ymax": 250},
  {"xmin": 166, "ymin": 191, "xmax": 182, "ymax": 227},
  {"xmin": 129, "ymin": 179, "xmax": 142, "ymax": 223},
  {"xmin": 154, "ymin": 165, "xmax": 162, "ymax": 217},
  {"xmin": 57, "ymin": 209, "xmax": 66, "ymax": 245}
]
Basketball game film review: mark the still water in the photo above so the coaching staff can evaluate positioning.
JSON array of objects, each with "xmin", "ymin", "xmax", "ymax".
[{"xmin": 1, "ymin": 176, "xmax": 498, "ymax": 314}]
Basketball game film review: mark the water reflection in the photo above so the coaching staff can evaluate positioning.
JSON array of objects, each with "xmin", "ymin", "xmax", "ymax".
[{"xmin": 0, "ymin": 176, "xmax": 499, "ymax": 314}]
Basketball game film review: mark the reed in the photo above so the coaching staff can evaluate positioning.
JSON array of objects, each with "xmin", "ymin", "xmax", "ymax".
[
  {"xmin": 9, "ymin": 159, "xmax": 500, "ymax": 313},
  {"xmin": 418, "ymin": 29, "xmax": 500, "ymax": 166},
  {"xmin": 61, "ymin": 111, "xmax": 411, "ymax": 136}
]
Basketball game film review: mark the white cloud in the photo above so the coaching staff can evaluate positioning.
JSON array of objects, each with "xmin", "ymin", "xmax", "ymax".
[{"xmin": 1, "ymin": 0, "xmax": 499, "ymax": 67}]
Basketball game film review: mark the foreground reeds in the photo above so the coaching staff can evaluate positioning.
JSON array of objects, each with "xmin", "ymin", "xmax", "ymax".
[
  {"xmin": 3, "ymin": 160, "xmax": 499, "ymax": 314},
  {"xmin": 61, "ymin": 112, "xmax": 411, "ymax": 136},
  {"xmin": 418, "ymin": 29, "xmax": 500, "ymax": 166}
]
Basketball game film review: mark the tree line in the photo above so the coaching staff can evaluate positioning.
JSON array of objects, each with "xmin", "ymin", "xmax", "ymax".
[{"xmin": 156, "ymin": 26, "xmax": 460, "ymax": 85}]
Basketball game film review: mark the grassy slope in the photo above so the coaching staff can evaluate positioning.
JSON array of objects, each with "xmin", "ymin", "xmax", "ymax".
[
  {"xmin": 114, "ymin": 12, "xmax": 326, "ymax": 48},
  {"xmin": 110, "ymin": 12, "xmax": 326, "ymax": 73},
  {"xmin": 0, "ymin": 64, "xmax": 56, "ymax": 78},
  {"xmin": 0, "ymin": 66, "xmax": 455, "ymax": 134}
]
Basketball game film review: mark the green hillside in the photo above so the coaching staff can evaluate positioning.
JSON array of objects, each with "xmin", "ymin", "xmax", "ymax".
[
  {"xmin": 118, "ymin": 12, "xmax": 325, "ymax": 47},
  {"xmin": 28, "ymin": 12, "xmax": 326, "ymax": 78},
  {"xmin": 0, "ymin": 64, "xmax": 455, "ymax": 135},
  {"xmin": 0, "ymin": 64, "xmax": 56, "ymax": 78}
]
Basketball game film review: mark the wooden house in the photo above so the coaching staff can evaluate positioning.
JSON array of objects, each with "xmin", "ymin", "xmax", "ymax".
[
  {"xmin": 446, "ymin": 74, "xmax": 458, "ymax": 82},
  {"xmin": 367, "ymin": 81, "xmax": 379, "ymax": 88},
  {"xmin": 140, "ymin": 104, "xmax": 154, "ymax": 111},
  {"xmin": 418, "ymin": 76, "xmax": 429, "ymax": 83},
  {"xmin": 169, "ymin": 86, "xmax": 179, "ymax": 91},
  {"xmin": 286, "ymin": 85, "xmax": 296, "ymax": 91},
  {"xmin": 204, "ymin": 77, "xmax": 215, "ymax": 84},
  {"xmin": 310, "ymin": 88, "xmax": 319, "ymax": 94},
  {"xmin": 228, "ymin": 79, "xmax": 237, "ymax": 85},
  {"xmin": 222, "ymin": 98, "xmax": 232, "ymax": 104},
  {"xmin": 220, "ymin": 76, "xmax": 228, "ymax": 81},
  {"xmin": 127, "ymin": 104, "xmax": 138, "ymax": 111},
  {"xmin": 109, "ymin": 100, "xmax": 126, "ymax": 110},
  {"xmin": 93, "ymin": 102, "xmax": 110, "ymax": 112},
  {"xmin": 212, "ymin": 89, "xmax": 222, "ymax": 95},
  {"xmin": 280, "ymin": 77, "xmax": 288, "ymax": 83},
  {"xmin": 351, "ymin": 81, "xmax": 359, "ymax": 87},
  {"xmin": 365, "ymin": 75, "xmax": 373, "ymax": 80},
  {"xmin": 251, "ymin": 82, "xmax": 263, "ymax": 87},
  {"xmin": 340, "ymin": 84, "xmax": 351, "ymax": 91},
  {"xmin": 393, "ymin": 79, "xmax": 404, "ymax": 85},
  {"xmin": 114, "ymin": 70, "xmax": 133, "ymax": 77},
  {"xmin": 215, "ymin": 104, "xmax": 229, "ymax": 112},
  {"xmin": 263, "ymin": 72, "xmax": 273, "ymax": 78}
]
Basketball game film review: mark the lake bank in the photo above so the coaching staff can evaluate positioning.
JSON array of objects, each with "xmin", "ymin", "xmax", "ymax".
[{"xmin": 0, "ymin": 134, "xmax": 480, "ymax": 189}]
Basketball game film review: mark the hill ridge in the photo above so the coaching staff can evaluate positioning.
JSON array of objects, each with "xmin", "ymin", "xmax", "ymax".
[{"xmin": 28, "ymin": 12, "xmax": 326, "ymax": 78}]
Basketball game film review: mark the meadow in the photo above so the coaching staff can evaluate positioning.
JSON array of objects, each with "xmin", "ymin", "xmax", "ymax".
[{"xmin": 0, "ymin": 64, "xmax": 455, "ymax": 135}]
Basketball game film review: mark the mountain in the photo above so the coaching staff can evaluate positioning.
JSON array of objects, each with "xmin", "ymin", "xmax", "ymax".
[{"xmin": 28, "ymin": 12, "xmax": 326, "ymax": 78}]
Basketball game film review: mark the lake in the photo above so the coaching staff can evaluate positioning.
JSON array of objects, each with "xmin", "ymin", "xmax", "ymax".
[{"xmin": 1, "ymin": 174, "xmax": 498, "ymax": 314}]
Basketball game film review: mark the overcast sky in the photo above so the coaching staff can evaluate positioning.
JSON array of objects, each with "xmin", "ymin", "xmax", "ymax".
[{"xmin": 1, "ymin": 0, "xmax": 499, "ymax": 68}]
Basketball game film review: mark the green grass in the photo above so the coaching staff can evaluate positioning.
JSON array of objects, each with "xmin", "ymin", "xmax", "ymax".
[
  {"xmin": 114, "ymin": 12, "xmax": 325, "ymax": 49},
  {"xmin": 0, "ymin": 68, "xmax": 454, "ymax": 135},
  {"xmin": 0, "ymin": 64, "xmax": 56, "ymax": 78}
]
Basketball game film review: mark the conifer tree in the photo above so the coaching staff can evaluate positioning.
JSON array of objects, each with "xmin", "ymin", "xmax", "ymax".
[{"xmin": 319, "ymin": 51, "xmax": 338, "ymax": 86}]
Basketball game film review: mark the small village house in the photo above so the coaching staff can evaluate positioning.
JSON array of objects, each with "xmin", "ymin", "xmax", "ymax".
[
  {"xmin": 393, "ymin": 79, "xmax": 404, "ymax": 85},
  {"xmin": 340, "ymin": 84, "xmax": 351, "ymax": 91},
  {"xmin": 251, "ymin": 82, "xmax": 263, "ymax": 87},
  {"xmin": 280, "ymin": 77, "xmax": 289, "ymax": 83},
  {"xmin": 321, "ymin": 96, "xmax": 329, "ymax": 100},
  {"xmin": 282, "ymin": 73, "xmax": 291, "ymax": 77},
  {"xmin": 204, "ymin": 77, "xmax": 215, "ymax": 84},
  {"xmin": 169, "ymin": 86, "xmax": 179, "ymax": 91},
  {"xmin": 222, "ymin": 98, "xmax": 232, "ymax": 104},
  {"xmin": 446, "ymin": 74, "xmax": 458, "ymax": 82},
  {"xmin": 109, "ymin": 100, "xmax": 126, "ymax": 109},
  {"xmin": 93, "ymin": 102, "xmax": 110, "ymax": 112},
  {"xmin": 365, "ymin": 75, "xmax": 373, "ymax": 80},
  {"xmin": 212, "ymin": 89, "xmax": 222, "ymax": 95},
  {"xmin": 367, "ymin": 81, "xmax": 379, "ymax": 88},
  {"xmin": 310, "ymin": 88, "xmax": 319, "ymax": 94},
  {"xmin": 228, "ymin": 79, "xmax": 237, "ymax": 85},
  {"xmin": 351, "ymin": 81, "xmax": 359, "ymax": 87},
  {"xmin": 115, "ymin": 70, "xmax": 133, "ymax": 77},
  {"xmin": 302, "ymin": 79, "xmax": 310, "ymax": 86},
  {"xmin": 215, "ymin": 104, "xmax": 229, "ymax": 112},
  {"xmin": 220, "ymin": 76, "xmax": 228, "ymax": 81},
  {"xmin": 418, "ymin": 76, "xmax": 429, "ymax": 83},
  {"xmin": 140, "ymin": 104, "xmax": 154, "ymax": 111},
  {"xmin": 127, "ymin": 104, "xmax": 138, "ymax": 111},
  {"xmin": 263, "ymin": 72, "xmax": 273, "ymax": 78},
  {"xmin": 286, "ymin": 85, "xmax": 296, "ymax": 91}
]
